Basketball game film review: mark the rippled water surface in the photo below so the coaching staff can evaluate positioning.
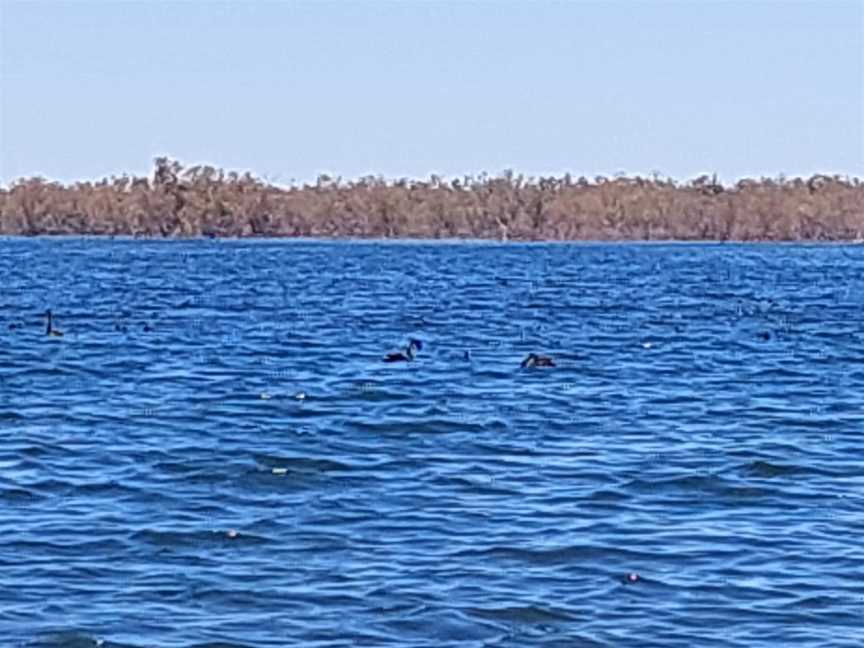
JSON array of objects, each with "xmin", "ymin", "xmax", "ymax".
[{"xmin": 2, "ymin": 239, "xmax": 864, "ymax": 647}]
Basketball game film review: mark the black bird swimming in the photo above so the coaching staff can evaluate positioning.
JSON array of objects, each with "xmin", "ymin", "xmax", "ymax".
[
  {"xmin": 383, "ymin": 338, "xmax": 423, "ymax": 362},
  {"xmin": 521, "ymin": 352, "xmax": 555, "ymax": 368},
  {"xmin": 44, "ymin": 310, "xmax": 63, "ymax": 337}
]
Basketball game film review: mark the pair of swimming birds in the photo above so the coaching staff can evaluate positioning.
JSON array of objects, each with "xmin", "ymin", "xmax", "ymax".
[{"xmin": 383, "ymin": 339, "xmax": 555, "ymax": 368}]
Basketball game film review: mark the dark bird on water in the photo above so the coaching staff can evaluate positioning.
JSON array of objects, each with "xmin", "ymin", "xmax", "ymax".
[
  {"xmin": 521, "ymin": 352, "xmax": 555, "ymax": 368},
  {"xmin": 383, "ymin": 338, "xmax": 423, "ymax": 362},
  {"xmin": 44, "ymin": 310, "xmax": 64, "ymax": 337}
]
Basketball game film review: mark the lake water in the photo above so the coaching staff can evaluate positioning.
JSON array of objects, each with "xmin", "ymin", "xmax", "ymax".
[{"xmin": 1, "ymin": 239, "xmax": 863, "ymax": 647}]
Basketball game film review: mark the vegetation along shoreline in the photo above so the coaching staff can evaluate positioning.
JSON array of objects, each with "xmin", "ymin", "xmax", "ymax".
[{"xmin": 2, "ymin": 158, "xmax": 862, "ymax": 241}]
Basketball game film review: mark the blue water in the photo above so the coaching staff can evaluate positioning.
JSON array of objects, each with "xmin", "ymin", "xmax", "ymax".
[{"xmin": 2, "ymin": 239, "xmax": 864, "ymax": 648}]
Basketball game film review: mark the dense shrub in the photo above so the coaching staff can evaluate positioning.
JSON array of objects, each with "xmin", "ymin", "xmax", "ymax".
[{"xmin": 1, "ymin": 159, "xmax": 861, "ymax": 240}]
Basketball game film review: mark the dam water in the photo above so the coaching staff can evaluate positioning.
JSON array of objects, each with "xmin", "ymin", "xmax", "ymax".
[{"xmin": 1, "ymin": 239, "xmax": 863, "ymax": 647}]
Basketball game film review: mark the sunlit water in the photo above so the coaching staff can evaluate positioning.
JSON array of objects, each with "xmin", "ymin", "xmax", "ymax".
[{"xmin": 1, "ymin": 238, "xmax": 863, "ymax": 648}]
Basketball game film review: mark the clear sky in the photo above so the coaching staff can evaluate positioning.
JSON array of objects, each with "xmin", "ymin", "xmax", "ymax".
[{"xmin": 1, "ymin": 0, "xmax": 862, "ymax": 186}]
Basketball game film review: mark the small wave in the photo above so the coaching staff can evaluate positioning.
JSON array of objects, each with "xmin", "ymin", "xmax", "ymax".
[
  {"xmin": 253, "ymin": 454, "xmax": 353, "ymax": 474},
  {"xmin": 130, "ymin": 528, "xmax": 266, "ymax": 548},
  {"xmin": 25, "ymin": 631, "xmax": 141, "ymax": 648},
  {"xmin": 0, "ymin": 486, "xmax": 44, "ymax": 502},
  {"xmin": 188, "ymin": 643, "xmax": 258, "ymax": 648},
  {"xmin": 466, "ymin": 604, "xmax": 577, "ymax": 624},
  {"xmin": 453, "ymin": 544, "xmax": 657, "ymax": 564},
  {"xmin": 742, "ymin": 459, "xmax": 806, "ymax": 478}
]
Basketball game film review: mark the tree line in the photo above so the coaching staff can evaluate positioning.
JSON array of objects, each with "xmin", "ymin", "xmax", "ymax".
[{"xmin": 1, "ymin": 157, "xmax": 861, "ymax": 240}]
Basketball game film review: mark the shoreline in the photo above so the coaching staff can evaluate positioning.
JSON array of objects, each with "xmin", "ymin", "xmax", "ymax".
[{"xmin": 1, "ymin": 234, "xmax": 862, "ymax": 245}]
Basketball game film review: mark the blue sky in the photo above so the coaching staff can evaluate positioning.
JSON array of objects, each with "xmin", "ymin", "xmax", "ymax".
[{"xmin": 1, "ymin": 0, "xmax": 861, "ymax": 185}]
